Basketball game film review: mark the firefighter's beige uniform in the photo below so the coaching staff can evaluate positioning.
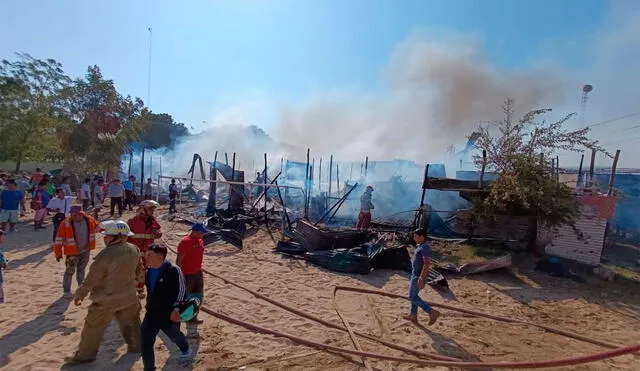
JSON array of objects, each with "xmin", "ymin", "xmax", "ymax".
[{"xmin": 68, "ymin": 221, "xmax": 146, "ymax": 363}]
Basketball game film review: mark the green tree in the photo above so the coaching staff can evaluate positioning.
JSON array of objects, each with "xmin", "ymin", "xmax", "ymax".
[
  {"xmin": 140, "ymin": 112, "xmax": 190, "ymax": 149},
  {"xmin": 471, "ymin": 100, "xmax": 608, "ymax": 248},
  {"xmin": 62, "ymin": 66, "xmax": 149, "ymax": 174},
  {"xmin": 0, "ymin": 53, "xmax": 72, "ymax": 172}
]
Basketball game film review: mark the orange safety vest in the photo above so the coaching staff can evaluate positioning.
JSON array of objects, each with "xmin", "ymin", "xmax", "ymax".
[{"xmin": 53, "ymin": 214, "xmax": 99, "ymax": 258}]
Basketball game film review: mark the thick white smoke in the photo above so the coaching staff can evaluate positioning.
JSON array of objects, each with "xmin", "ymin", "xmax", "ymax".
[
  {"xmin": 156, "ymin": 2, "xmax": 640, "ymax": 177},
  {"xmin": 276, "ymin": 34, "xmax": 567, "ymax": 163}
]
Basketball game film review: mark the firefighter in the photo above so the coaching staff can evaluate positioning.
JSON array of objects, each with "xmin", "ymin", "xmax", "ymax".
[
  {"xmin": 64, "ymin": 220, "xmax": 145, "ymax": 365},
  {"xmin": 128, "ymin": 199, "xmax": 163, "ymax": 264},
  {"xmin": 356, "ymin": 186, "xmax": 375, "ymax": 230}
]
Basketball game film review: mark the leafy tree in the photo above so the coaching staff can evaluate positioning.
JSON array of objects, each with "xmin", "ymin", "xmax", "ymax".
[
  {"xmin": 139, "ymin": 112, "xmax": 190, "ymax": 149},
  {"xmin": 0, "ymin": 53, "xmax": 72, "ymax": 172},
  {"xmin": 471, "ymin": 100, "xmax": 608, "ymax": 248},
  {"xmin": 62, "ymin": 66, "xmax": 149, "ymax": 174}
]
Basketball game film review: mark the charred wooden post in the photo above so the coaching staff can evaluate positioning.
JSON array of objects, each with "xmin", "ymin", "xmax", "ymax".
[
  {"xmin": 315, "ymin": 183, "xmax": 359, "ymax": 226},
  {"xmin": 336, "ymin": 164, "xmax": 340, "ymax": 195},
  {"xmin": 555, "ymin": 155, "xmax": 560, "ymax": 181},
  {"xmin": 274, "ymin": 180, "xmax": 292, "ymax": 231},
  {"xmin": 231, "ymin": 152, "xmax": 236, "ymax": 184},
  {"xmin": 360, "ymin": 163, "xmax": 363, "ymax": 177},
  {"xmin": 206, "ymin": 151, "xmax": 218, "ymax": 215},
  {"xmin": 365, "ymin": 156, "xmax": 369, "ymax": 177},
  {"xmin": 413, "ymin": 164, "xmax": 430, "ymax": 228},
  {"xmin": 577, "ymin": 153, "xmax": 585, "ymax": 187},
  {"xmin": 589, "ymin": 149, "xmax": 596, "ymax": 187},
  {"xmin": 264, "ymin": 152, "xmax": 268, "ymax": 224},
  {"xmin": 250, "ymin": 172, "xmax": 281, "ymax": 213},
  {"xmin": 327, "ymin": 183, "xmax": 359, "ymax": 224},
  {"xmin": 128, "ymin": 150, "xmax": 133, "ymax": 177},
  {"xmin": 608, "ymin": 149, "xmax": 621, "ymax": 196},
  {"xmin": 227, "ymin": 152, "xmax": 237, "ymax": 212},
  {"xmin": 311, "ymin": 158, "xmax": 315, "ymax": 192},
  {"xmin": 304, "ymin": 148, "xmax": 311, "ymax": 219},
  {"xmin": 140, "ymin": 147, "xmax": 145, "ymax": 194},
  {"xmin": 479, "ymin": 150, "xmax": 487, "ymax": 188},
  {"xmin": 551, "ymin": 158, "xmax": 556, "ymax": 179},
  {"xmin": 318, "ymin": 157, "xmax": 322, "ymax": 191},
  {"xmin": 328, "ymin": 155, "xmax": 333, "ymax": 197},
  {"xmin": 225, "ymin": 152, "xmax": 229, "ymax": 165}
]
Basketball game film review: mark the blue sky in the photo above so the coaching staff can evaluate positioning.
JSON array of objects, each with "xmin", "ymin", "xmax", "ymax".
[
  {"xmin": 1, "ymin": 0, "xmax": 608, "ymax": 124},
  {"xmin": 2, "ymin": 0, "xmax": 639, "ymax": 167}
]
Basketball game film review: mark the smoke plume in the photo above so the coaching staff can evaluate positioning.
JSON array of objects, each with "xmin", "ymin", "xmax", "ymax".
[
  {"xmin": 276, "ymin": 34, "xmax": 567, "ymax": 162},
  {"xmin": 151, "ymin": 2, "xmax": 640, "ymax": 176}
]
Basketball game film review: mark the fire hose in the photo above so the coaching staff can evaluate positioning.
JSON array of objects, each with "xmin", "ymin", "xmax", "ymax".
[{"xmin": 161, "ymin": 237, "xmax": 640, "ymax": 368}]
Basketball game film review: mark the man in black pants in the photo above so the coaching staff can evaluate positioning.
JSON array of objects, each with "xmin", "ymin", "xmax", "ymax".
[
  {"xmin": 108, "ymin": 179, "xmax": 125, "ymax": 217},
  {"xmin": 141, "ymin": 244, "xmax": 193, "ymax": 370}
]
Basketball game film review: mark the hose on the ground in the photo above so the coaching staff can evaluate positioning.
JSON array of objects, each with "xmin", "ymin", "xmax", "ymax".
[
  {"xmin": 332, "ymin": 286, "xmax": 373, "ymax": 371},
  {"xmin": 161, "ymin": 236, "xmax": 640, "ymax": 368},
  {"xmin": 162, "ymin": 235, "xmax": 458, "ymax": 362}
]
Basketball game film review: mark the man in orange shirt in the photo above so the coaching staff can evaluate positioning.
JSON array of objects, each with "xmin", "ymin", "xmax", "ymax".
[
  {"xmin": 176, "ymin": 223, "xmax": 210, "ymax": 324},
  {"xmin": 53, "ymin": 206, "xmax": 99, "ymax": 296}
]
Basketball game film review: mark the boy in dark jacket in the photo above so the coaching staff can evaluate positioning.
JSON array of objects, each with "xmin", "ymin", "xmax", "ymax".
[{"xmin": 141, "ymin": 244, "xmax": 192, "ymax": 370}]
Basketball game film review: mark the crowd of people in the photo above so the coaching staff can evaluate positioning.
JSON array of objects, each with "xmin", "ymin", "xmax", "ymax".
[
  {"xmin": 0, "ymin": 168, "xmax": 206, "ymax": 369},
  {"xmin": 0, "ymin": 168, "xmax": 443, "ymax": 368}
]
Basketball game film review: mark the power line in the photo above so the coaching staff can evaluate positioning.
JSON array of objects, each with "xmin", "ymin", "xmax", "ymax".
[
  {"xmin": 600, "ymin": 135, "xmax": 640, "ymax": 146},
  {"xmin": 586, "ymin": 112, "xmax": 640, "ymax": 129},
  {"xmin": 622, "ymin": 123, "xmax": 640, "ymax": 131}
]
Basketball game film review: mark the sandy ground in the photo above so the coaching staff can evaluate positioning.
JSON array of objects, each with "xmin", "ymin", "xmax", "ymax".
[{"xmin": 1, "ymin": 204, "xmax": 640, "ymax": 371}]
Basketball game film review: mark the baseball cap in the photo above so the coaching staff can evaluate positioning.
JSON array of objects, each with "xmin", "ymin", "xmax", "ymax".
[
  {"xmin": 192, "ymin": 223, "xmax": 212, "ymax": 234},
  {"xmin": 70, "ymin": 205, "xmax": 83, "ymax": 214}
]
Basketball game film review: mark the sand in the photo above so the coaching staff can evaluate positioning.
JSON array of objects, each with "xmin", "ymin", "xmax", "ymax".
[{"xmin": 1, "ymin": 204, "xmax": 639, "ymax": 370}]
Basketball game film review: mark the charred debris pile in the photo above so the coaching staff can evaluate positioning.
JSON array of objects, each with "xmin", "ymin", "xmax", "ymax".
[{"xmin": 169, "ymin": 151, "xmax": 514, "ymax": 282}]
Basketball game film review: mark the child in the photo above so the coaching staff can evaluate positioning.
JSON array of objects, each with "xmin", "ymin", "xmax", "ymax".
[
  {"xmin": 0, "ymin": 230, "xmax": 7, "ymax": 303},
  {"xmin": 32, "ymin": 182, "xmax": 50, "ymax": 230}
]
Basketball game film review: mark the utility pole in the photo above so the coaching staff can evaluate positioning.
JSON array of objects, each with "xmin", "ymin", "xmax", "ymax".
[{"xmin": 147, "ymin": 27, "xmax": 152, "ymax": 106}]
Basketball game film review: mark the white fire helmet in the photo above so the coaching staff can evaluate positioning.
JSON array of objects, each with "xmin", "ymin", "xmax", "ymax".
[
  {"xmin": 99, "ymin": 220, "xmax": 135, "ymax": 236},
  {"xmin": 139, "ymin": 200, "xmax": 160, "ymax": 209}
]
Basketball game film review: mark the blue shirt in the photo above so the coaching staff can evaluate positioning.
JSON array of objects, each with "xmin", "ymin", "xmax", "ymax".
[
  {"xmin": 147, "ymin": 267, "xmax": 161, "ymax": 292},
  {"xmin": 412, "ymin": 242, "xmax": 431, "ymax": 277},
  {"xmin": 1, "ymin": 190, "xmax": 24, "ymax": 210},
  {"xmin": 123, "ymin": 180, "xmax": 134, "ymax": 191}
]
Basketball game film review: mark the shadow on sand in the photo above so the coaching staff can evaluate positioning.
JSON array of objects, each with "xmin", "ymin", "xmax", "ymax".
[{"xmin": 0, "ymin": 296, "xmax": 73, "ymax": 358}]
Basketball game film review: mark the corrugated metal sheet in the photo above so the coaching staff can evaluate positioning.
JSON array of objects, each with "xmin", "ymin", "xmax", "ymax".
[
  {"xmin": 293, "ymin": 220, "xmax": 372, "ymax": 251},
  {"xmin": 546, "ymin": 216, "xmax": 607, "ymax": 266}
]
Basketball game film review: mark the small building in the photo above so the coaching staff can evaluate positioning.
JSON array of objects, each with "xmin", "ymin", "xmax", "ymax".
[{"xmin": 545, "ymin": 191, "xmax": 617, "ymax": 266}]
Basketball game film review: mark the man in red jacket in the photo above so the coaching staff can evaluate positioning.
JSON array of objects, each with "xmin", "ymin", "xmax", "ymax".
[{"xmin": 128, "ymin": 200, "xmax": 162, "ymax": 266}]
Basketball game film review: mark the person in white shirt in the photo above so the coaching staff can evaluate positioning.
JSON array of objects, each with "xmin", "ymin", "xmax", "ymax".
[
  {"xmin": 92, "ymin": 179, "xmax": 106, "ymax": 220},
  {"xmin": 47, "ymin": 188, "xmax": 75, "ymax": 241},
  {"xmin": 60, "ymin": 177, "xmax": 73, "ymax": 197},
  {"xmin": 80, "ymin": 178, "xmax": 91, "ymax": 211}
]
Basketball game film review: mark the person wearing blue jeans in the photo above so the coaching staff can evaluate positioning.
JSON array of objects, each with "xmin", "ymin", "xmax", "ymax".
[
  {"xmin": 141, "ymin": 244, "xmax": 192, "ymax": 370},
  {"xmin": 404, "ymin": 228, "xmax": 440, "ymax": 325}
]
